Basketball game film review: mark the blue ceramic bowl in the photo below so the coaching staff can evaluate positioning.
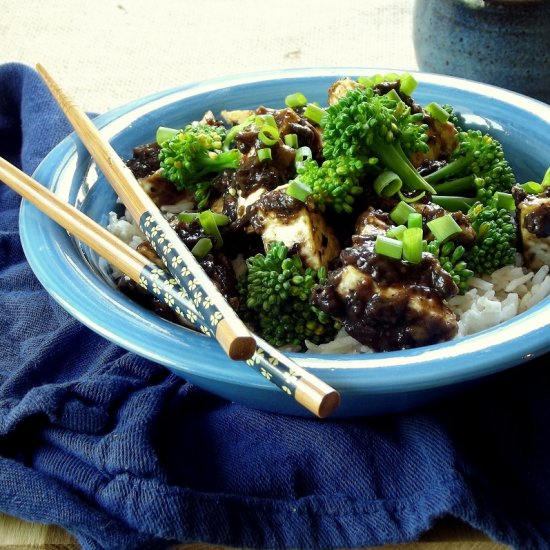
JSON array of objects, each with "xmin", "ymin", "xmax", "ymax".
[{"xmin": 19, "ymin": 68, "xmax": 550, "ymax": 417}]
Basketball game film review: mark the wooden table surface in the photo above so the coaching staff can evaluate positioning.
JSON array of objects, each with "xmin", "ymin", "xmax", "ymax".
[{"xmin": 0, "ymin": 513, "xmax": 511, "ymax": 549}]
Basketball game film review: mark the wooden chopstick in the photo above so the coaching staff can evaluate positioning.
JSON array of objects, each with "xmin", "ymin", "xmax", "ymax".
[
  {"xmin": 0, "ymin": 157, "xmax": 340, "ymax": 417},
  {"xmin": 35, "ymin": 63, "xmax": 256, "ymax": 362}
]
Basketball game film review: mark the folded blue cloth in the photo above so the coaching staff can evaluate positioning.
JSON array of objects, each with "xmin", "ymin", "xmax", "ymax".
[{"xmin": 1, "ymin": 62, "xmax": 550, "ymax": 550}]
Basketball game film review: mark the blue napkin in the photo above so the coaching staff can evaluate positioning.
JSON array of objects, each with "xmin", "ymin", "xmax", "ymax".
[{"xmin": 1, "ymin": 62, "xmax": 550, "ymax": 550}]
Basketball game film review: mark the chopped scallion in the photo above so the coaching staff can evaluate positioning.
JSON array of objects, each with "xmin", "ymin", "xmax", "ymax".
[
  {"xmin": 285, "ymin": 92, "xmax": 308, "ymax": 109},
  {"xmin": 179, "ymin": 210, "xmax": 229, "ymax": 226},
  {"xmin": 357, "ymin": 76, "xmax": 374, "ymax": 88},
  {"xmin": 258, "ymin": 124, "xmax": 279, "ymax": 146},
  {"xmin": 375, "ymin": 235, "xmax": 403, "ymax": 260},
  {"xmin": 427, "ymin": 214, "xmax": 462, "ymax": 242},
  {"xmin": 211, "ymin": 212, "xmax": 230, "ymax": 226},
  {"xmin": 402, "ymin": 227, "xmax": 423, "ymax": 264},
  {"xmin": 198, "ymin": 210, "xmax": 223, "ymax": 248},
  {"xmin": 383, "ymin": 72, "xmax": 400, "ymax": 83},
  {"xmin": 191, "ymin": 237, "xmax": 212, "ymax": 258},
  {"xmin": 520, "ymin": 181, "xmax": 544, "ymax": 195},
  {"xmin": 386, "ymin": 224, "xmax": 406, "ymax": 240},
  {"xmin": 156, "ymin": 126, "xmax": 180, "ymax": 145},
  {"xmin": 303, "ymin": 103, "xmax": 326, "ymax": 125},
  {"xmin": 494, "ymin": 192, "xmax": 515, "ymax": 211},
  {"xmin": 258, "ymin": 114, "xmax": 277, "ymax": 128},
  {"xmin": 178, "ymin": 212, "xmax": 199, "ymax": 223},
  {"xmin": 258, "ymin": 148, "xmax": 272, "ymax": 162},
  {"xmin": 284, "ymin": 133, "xmax": 299, "ymax": 148},
  {"xmin": 398, "ymin": 73, "xmax": 418, "ymax": 96},
  {"xmin": 407, "ymin": 212, "xmax": 423, "ymax": 229},
  {"xmin": 425, "ymin": 102, "xmax": 450, "ymax": 124},
  {"xmin": 386, "ymin": 88, "xmax": 402, "ymax": 104},
  {"xmin": 223, "ymin": 116, "xmax": 255, "ymax": 148},
  {"xmin": 397, "ymin": 189, "xmax": 426, "ymax": 203},
  {"xmin": 295, "ymin": 146, "xmax": 313, "ymax": 169},
  {"xmin": 287, "ymin": 179, "xmax": 312, "ymax": 202},
  {"xmin": 374, "ymin": 170, "xmax": 402, "ymax": 197},
  {"xmin": 390, "ymin": 200, "xmax": 416, "ymax": 225}
]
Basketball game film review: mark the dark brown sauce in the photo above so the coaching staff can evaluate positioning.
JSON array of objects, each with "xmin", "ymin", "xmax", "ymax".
[{"xmin": 312, "ymin": 239, "xmax": 458, "ymax": 351}]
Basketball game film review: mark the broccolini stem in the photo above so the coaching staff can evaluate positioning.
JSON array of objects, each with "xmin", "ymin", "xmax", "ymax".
[
  {"xmin": 432, "ymin": 175, "xmax": 476, "ymax": 196},
  {"xmin": 431, "ymin": 195, "xmax": 477, "ymax": 212},
  {"xmin": 424, "ymin": 155, "xmax": 472, "ymax": 185}
]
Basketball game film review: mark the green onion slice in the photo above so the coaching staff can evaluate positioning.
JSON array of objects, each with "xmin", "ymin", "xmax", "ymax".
[
  {"xmin": 212, "ymin": 212, "xmax": 230, "ymax": 226},
  {"xmin": 398, "ymin": 73, "xmax": 418, "ymax": 96},
  {"xmin": 375, "ymin": 235, "xmax": 403, "ymax": 260},
  {"xmin": 198, "ymin": 210, "xmax": 223, "ymax": 248},
  {"xmin": 374, "ymin": 171, "xmax": 402, "ymax": 197},
  {"xmin": 494, "ymin": 192, "xmax": 515, "ymax": 211},
  {"xmin": 285, "ymin": 92, "xmax": 308, "ymax": 109},
  {"xmin": 156, "ymin": 126, "xmax": 180, "ymax": 145},
  {"xmin": 178, "ymin": 212, "xmax": 199, "ymax": 223},
  {"xmin": 303, "ymin": 103, "xmax": 326, "ymax": 125},
  {"xmin": 258, "ymin": 124, "xmax": 280, "ymax": 146},
  {"xmin": 397, "ymin": 189, "xmax": 426, "ymax": 204},
  {"xmin": 284, "ymin": 133, "xmax": 299, "ymax": 148},
  {"xmin": 407, "ymin": 212, "xmax": 423, "ymax": 229},
  {"xmin": 427, "ymin": 214, "xmax": 462, "ymax": 242},
  {"xmin": 258, "ymin": 148, "xmax": 272, "ymax": 162},
  {"xmin": 294, "ymin": 146, "xmax": 313, "ymax": 170},
  {"xmin": 179, "ymin": 210, "xmax": 229, "ymax": 226},
  {"xmin": 191, "ymin": 237, "xmax": 212, "ymax": 259},
  {"xmin": 287, "ymin": 179, "xmax": 312, "ymax": 202},
  {"xmin": 386, "ymin": 224, "xmax": 407, "ymax": 240},
  {"xmin": 520, "ymin": 181, "xmax": 545, "ymax": 195},
  {"xmin": 255, "ymin": 114, "xmax": 277, "ymax": 129},
  {"xmin": 223, "ymin": 116, "xmax": 254, "ymax": 148},
  {"xmin": 390, "ymin": 200, "xmax": 416, "ymax": 225},
  {"xmin": 425, "ymin": 102, "xmax": 450, "ymax": 124},
  {"xmin": 386, "ymin": 88, "xmax": 402, "ymax": 104},
  {"xmin": 402, "ymin": 227, "xmax": 423, "ymax": 263}
]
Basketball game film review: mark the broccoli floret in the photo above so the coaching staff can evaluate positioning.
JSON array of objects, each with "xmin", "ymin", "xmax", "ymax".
[
  {"xmin": 426, "ymin": 240, "xmax": 474, "ymax": 294},
  {"xmin": 428, "ymin": 193, "xmax": 517, "ymax": 287},
  {"xmin": 426, "ymin": 129, "xmax": 516, "ymax": 207},
  {"xmin": 463, "ymin": 199, "xmax": 518, "ymax": 275},
  {"xmin": 441, "ymin": 104, "xmax": 462, "ymax": 129},
  {"xmin": 158, "ymin": 123, "xmax": 241, "ymax": 208},
  {"xmin": 289, "ymin": 157, "xmax": 365, "ymax": 214},
  {"xmin": 321, "ymin": 86, "xmax": 436, "ymax": 195},
  {"xmin": 238, "ymin": 242, "xmax": 340, "ymax": 348}
]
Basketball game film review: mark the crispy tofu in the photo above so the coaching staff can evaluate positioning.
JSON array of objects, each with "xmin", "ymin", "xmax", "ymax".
[
  {"xmin": 311, "ymin": 240, "xmax": 459, "ymax": 351},
  {"xmin": 327, "ymin": 78, "xmax": 363, "ymax": 105},
  {"xmin": 249, "ymin": 185, "xmax": 340, "ymax": 270},
  {"xmin": 514, "ymin": 189, "xmax": 550, "ymax": 270}
]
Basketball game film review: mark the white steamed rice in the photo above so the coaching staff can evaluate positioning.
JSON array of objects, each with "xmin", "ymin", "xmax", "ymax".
[{"xmin": 107, "ymin": 211, "xmax": 550, "ymax": 355}]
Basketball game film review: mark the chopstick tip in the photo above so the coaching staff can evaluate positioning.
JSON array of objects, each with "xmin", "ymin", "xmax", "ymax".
[
  {"xmin": 227, "ymin": 335, "xmax": 257, "ymax": 361},
  {"xmin": 316, "ymin": 390, "xmax": 341, "ymax": 419}
]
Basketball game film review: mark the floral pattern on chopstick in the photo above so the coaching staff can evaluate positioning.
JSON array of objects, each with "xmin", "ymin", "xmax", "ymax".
[{"xmin": 140, "ymin": 213, "xmax": 215, "ymax": 337}]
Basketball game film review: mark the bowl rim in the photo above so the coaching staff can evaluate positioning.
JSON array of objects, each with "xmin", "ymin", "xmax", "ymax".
[{"xmin": 19, "ymin": 66, "xmax": 550, "ymax": 401}]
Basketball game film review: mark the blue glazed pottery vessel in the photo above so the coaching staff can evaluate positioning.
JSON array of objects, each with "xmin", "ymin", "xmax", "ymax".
[
  {"xmin": 20, "ymin": 68, "xmax": 550, "ymax": 418},
  {"xmin": 413, "ymin": 0, "xmax": 550, "ymax": 104}
]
